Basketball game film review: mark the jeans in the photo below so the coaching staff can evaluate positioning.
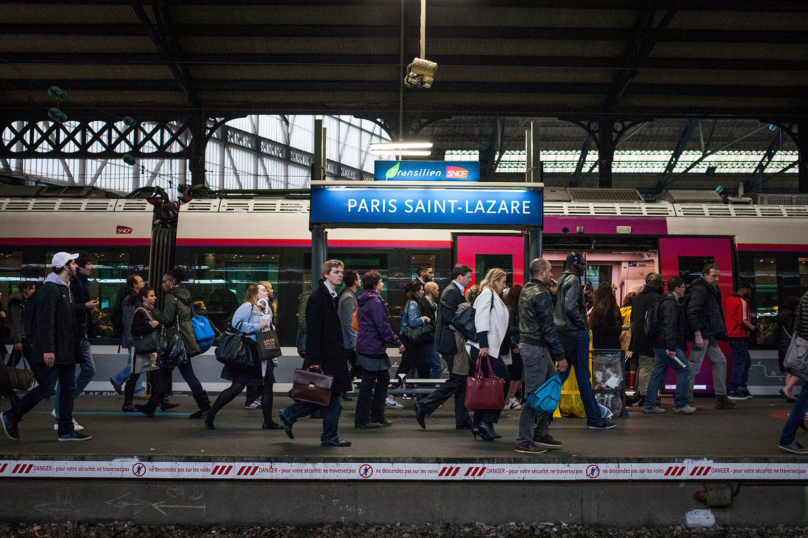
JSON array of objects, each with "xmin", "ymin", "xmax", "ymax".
[
  {"xmin": 355, "ymin": 369, "xmax": 390, "ymax": 424},
  {"xmin": 418, "ymin": 353, "xmax": 471, "ymax": 428},
  {"xmin": 423, "ymin": 344, "xmax": 444, "ymax": 379},
  {"xmin": 281, "ymin": 393, "xmax": 343, "ymax": 445},
  {"xmin": 177, "ymin": 361, "xmax": 204, "ymax": 395},
  {"xmin": 112, "ymin": 348, "xmax": 145, "ymax": 396},
  {"xmin": 468, "ymin": 347, "xmax": 510, "ymax": 426},
  {"xmin": 643, "ymin": 348, "xmax": 691, "ymax": 411},
  {"xmin": 779, "ymin": 384, "xmax": 808, "ymax": 446},
  {"xmin": 54, "ymin": 339, "xmax": 96, "ymax": 422},
  {"xmin": 729, "ymin": 340, "xmax": 752, "ymax": 393},
  {"xmin": 517, "ymin": 343, "xmax": 557, "ymax": 445},
  {"xmin": 635, "ymin": 354, "xmax": 656, "ymax": 397},
  {"xmin": 8, "ymin": 361, "xmax": 76, "ymax": 436},
  {"xmin": 559, "ymin": 330, "xmax": 603, "ymax": 426},
  {"xmin": 688, "ymin": 336, "xmax": 728, "ymax": 400}
]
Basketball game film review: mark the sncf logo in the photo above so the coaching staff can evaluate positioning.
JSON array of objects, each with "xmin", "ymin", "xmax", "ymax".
[
  {"xmin": 446, "ymin": 166, "xmax": 469, "ymax": 179},
  {"xmin": 116, "ymin": 226, "xmax": 133, "ymax": 235}
]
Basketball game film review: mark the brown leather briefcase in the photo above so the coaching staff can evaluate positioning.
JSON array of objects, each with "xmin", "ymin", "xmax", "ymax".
[{"xmin": 290, "ymin": 367, "xmax": 334, "ymax": 406}]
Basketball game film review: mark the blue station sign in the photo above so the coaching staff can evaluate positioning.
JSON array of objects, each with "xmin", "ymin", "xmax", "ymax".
[
  {"xmin": 311, "ymin": 187, "xmax": 542, "ymax": 228},
  {"xmin": 374, "ymin": 161, "xmax": 481, "ymax": 181}
]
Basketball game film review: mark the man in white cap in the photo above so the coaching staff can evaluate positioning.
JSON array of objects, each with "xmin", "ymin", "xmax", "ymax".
[{"xmin": 1, "ymin": 252, "xmax": 92, "ymax": 441}]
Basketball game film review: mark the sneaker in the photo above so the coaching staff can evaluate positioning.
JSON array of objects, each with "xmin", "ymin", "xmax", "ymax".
[
  {"xmin": 321, "ymin": 437, "xmax": 351, "ymax": 447},
  {"xmin": 688, "ymin": 402, "xmax": 706, "ymax": 411},
  {"xmin": 642, "ymin": 406, "xmax": 665, "ymax": 414},
  {"xmin": 58, "ymin": 431, "xmax": 92, "ymax": 442},
  {"xmin": 244, "ymin": 400, "xmax": 262, "ymax": 410},
  {"xmin": 588, "ymin": 419, "xmax": 617, "ymax": 430},
  {"xmin": 779, "ymin": 441, "xmax": 808, "ymax": 454},
  {"xmin": 53, "ymin": 419, "xmax": 84, "ymax": 432},
  {"xmin": 109, "ymin": 377, "xmax": 123, "ymax": 396},
  {"xmin": 625, "ymin": 395, "xmax": 645, "ymax": 408},
  {"xmin": 715, "ymin": 396, "xmax": 737, "ymax": 410},
  {"xmin": 507, "ymin": 398, "xmax": 522, "ymax": 411},
  {"xmin": 385, "ymin": 397, "xmax": 404, "ymax": 410},
  {"xmin": 514, "ymin": 442, "xmax": 547, "ymax": 454},
  {"xmin": 1, "ymin": 412, "xmax": 19, "ymax": 441},
  {"xmin": 741, "ymin": 389, "xmax": 753, "ymax": 399},
  {"xmin": 727, "ymin": 390, "xmax": 746, "ymax": 401},
  {"xmin": 533, "ymin": 434, "xmax": 563, "ymax": 448},
  {"xmin": 674, "ymin": 405, "xmax": 697, "ymax": 414}
]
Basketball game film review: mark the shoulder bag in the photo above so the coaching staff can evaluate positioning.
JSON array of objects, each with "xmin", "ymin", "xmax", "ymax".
[
  {"xmin": 290, "ymin": 366, "xmax": 333, "ymax": 406},
  {"xmin": 527, "ymin": 375, "xmax": 562, "ymax": 416},
  {"xmin": 214, "ymin": 321, "xmax": 255, "ymax": 368},
  {"xmin": 190, "ymin": 303, "xmax": 215, "ymax": 354},
  {"xmin": 5, "ymin": 349, "xmax": 35, "ymax": 391},
  {"xmin": 464, "ymin": 353, "xmax": 505, "ymax": 410},
  {"xmin": 157, "ymin": 311, "xmax": 187, "ymax": 369},
  {"xmin": 784, "ymin": 331, "xmax": 808, "ymax": 382},
  {"xmin": 133, "ymin": 308, "xmax": 162, "ymax": 355},
  {"xmin": 404, "ymin": 302, "xmax": 435, "ymax": 343}
]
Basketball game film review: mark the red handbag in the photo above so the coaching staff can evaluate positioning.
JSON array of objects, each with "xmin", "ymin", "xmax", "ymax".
[{"xmin": 464, "ymin": 353, "xmax": 505, "ymax": 410}]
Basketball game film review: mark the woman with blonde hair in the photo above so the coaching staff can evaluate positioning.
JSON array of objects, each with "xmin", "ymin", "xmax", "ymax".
[
  {"xmin": 204, "ymin": 283, "xmax": 280, "ymax": 430},
  {"xmin": 466, "ymin": 268, "xmax": 512, "ymax": 441}
]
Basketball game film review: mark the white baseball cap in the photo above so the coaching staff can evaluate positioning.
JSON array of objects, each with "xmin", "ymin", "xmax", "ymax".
[{"xmin": 51, "ymin": 252, "xmax": 79, "ymax": 268}]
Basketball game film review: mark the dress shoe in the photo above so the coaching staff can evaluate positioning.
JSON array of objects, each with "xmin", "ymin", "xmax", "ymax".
[
  {"xmin": 488, "ymin": 423, "xmax": 502, "ymax": 439},
  {"xmin": 278, "ymin": 412, "xmax": 294, "ymax": 439},
  {"xmin": 203, "ymin": 411, "xmax": 215, "ymax": 430},
  {"xmin": 414, "ymin": 404, "xmax": 427, "ymax": 430},
  {"xmin": 376, "ymin": 417, "xmax": 394, "ymax": 426},
  {"xmin": 134, "ymin": 404, "xmax": 154, "ymax": 418},
  {"xmin": 341, "ymin": 392, "xmax": 353, "ymax": 402},
  {"xmin": 109, "ymin": 378, "xmax": 123, "ymax": 396},
  {"xmin": 355, "ymin": 422, "xmax": 381, "ymax": 429},
  {"xmin": 160, "ymin": 400, "xmax": 180, "ymax": 411},
  {"xmin": 321, "ymin": 438, "xmax": 351, "ymax": 447},
  {"xmin": 262, "ymin": 421, "xmax": 284, "ymax": 430},
  {"xmin": 121, "ymin": 403, "xmax": 136, "ymax": 412},
  {"xmin": 456, "ymin": 423, "xmax": 472, "ymax": 430}
]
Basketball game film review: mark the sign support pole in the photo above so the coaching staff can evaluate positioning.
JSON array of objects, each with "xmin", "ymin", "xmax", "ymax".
[
  {"xmin": 526, "ymin": 121, "xmax": 543, "ymax": 265},
  {"xmin": 311, "ymin": 119, "xmax": 328, "ymax": 287}
]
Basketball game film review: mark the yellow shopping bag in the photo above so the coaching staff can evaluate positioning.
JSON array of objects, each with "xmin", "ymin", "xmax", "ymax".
[{"xmin": 554, "ymin": 330, "xmax": 593, "ymax": 418}]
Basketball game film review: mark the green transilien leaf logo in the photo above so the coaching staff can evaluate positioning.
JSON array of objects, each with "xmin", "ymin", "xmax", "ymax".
[{"xmin": 385, "ymin": 162, "xmax": 401, "ymax": 180}]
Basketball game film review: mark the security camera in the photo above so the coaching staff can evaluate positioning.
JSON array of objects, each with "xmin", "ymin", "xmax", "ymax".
[{"xmin": 405, "ymin": 58, "xmax": 438, "ymax": 89}]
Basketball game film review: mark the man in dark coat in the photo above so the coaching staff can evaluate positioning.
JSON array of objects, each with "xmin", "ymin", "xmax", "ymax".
[
  {"xmin": 415, "ymin": 264, "xmax": 473, "ymax": 430},
  {"xmin": 2, "ymin": 252, "xmax": 92, "ymax": 441},
  {"xmin": 626, "ymin": 273, "xmax": 664, "ymax": 407},
  {"xmin": 279, "ymin": 259, "xmax": 352, "ymax": 447}
]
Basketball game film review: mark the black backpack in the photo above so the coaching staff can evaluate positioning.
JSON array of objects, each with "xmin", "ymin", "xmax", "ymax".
[
  {"xmin": 111, "ymin": 288, "xmax": 127, "ymax": 336},
  {"xmin": 452, "ymin": 303, "xmax": 478, "ymax": 342},
  {"xmin": 644, "ymin": 298, "xmax": 662, "ymax": 341}
]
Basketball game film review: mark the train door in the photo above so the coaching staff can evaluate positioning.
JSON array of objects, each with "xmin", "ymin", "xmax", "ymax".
[
  {"xmin": 659, "ymin": 237, "xmax": 735, "ymax": 394},
  {"xmin": 454, "ymin": 234, "xmax": 526, "ymax": 287}
]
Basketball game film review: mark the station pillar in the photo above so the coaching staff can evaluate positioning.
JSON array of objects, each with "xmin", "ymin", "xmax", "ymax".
[
  {"xmin": 597, "ymin": 121, "xmax": 615, "ymax": 189},
  {"xmin": 188, "ymin": 114, "xmax": 208, "ymax": 187},
  {"xmin": 798, "ymin": 121, "xmax": 808, "ymax": 194},
  {"xmin": 311, "ymin": 225, "xmax": 327, "ymax": 288}
]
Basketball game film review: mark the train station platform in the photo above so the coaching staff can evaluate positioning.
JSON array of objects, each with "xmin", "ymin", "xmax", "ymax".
[{"xmin": 1, "ymin": 394, "xmax": 806, "ymax": 527}]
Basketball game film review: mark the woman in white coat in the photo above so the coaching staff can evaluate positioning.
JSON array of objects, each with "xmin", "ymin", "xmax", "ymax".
[{"xmin": 467, "ymin": 268, "xmax": 512, "ymax": 441}]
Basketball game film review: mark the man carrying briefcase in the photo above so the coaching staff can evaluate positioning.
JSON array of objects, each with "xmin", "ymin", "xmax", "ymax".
[{"xmin": 279, "ymin": 259, "xmax": 352, "ymax": 447}]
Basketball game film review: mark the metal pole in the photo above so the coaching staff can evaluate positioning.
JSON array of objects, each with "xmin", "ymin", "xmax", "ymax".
[
  {"xmin": 529, "ymin": 227, "xmax": 543, "ymax": 259},
  {"xmin": 311, "ymin": 119, "xmax": 328, "ymax": 287},
  {"xmin": 311, "ymin": 225, "xmax": 326, "ymax": 288},
  {"xmin": 420, "ymin": 0, "xmax": 426, "ymax": 59}
]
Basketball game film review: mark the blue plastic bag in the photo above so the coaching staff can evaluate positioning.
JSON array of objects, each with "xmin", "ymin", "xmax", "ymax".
[{"xmin": 527, "ymin": 375, "xmax": 562, "ymax": 416}]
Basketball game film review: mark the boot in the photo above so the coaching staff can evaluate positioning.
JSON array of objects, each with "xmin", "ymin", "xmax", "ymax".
[
  {"xmin": 160, "ymin": 396, "xmax": 180, "ymax": 411},
  {"xmin": 189, "ymin": 390, "xmax": 211, "ymax": 419},
  {"xmin": 135, "ymin": 395, "xmax": 158, "ymax": 418}
]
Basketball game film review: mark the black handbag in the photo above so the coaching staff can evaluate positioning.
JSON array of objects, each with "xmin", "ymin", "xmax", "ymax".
[
  {"xmin": 256, "ymin": 328, "xmax": 283, "ymax": 361},
  {"xmin": 215, "ymin": 321, "xmax": 255, "ymax": 368},
  {"xmin": 157, "ymin": 313, "xmax": 187, "ymax": 369},
  {"xmin": 405, "ymin": 322, "xmax": 434, "ymax": 344},
  {"xmin": 133, "ymin": 308, "xmax": 162, "ymax": 355}
]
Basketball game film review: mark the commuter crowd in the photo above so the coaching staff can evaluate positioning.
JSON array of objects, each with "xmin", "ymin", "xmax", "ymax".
[{"xmin": 1, "ymin": 252, "xmax": 807, "ymax": 454}]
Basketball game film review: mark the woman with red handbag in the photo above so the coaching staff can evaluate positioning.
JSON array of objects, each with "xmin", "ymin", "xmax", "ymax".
[{"xmin": 466, "ymin": 268, "xmax": 511, "ymax": 441}]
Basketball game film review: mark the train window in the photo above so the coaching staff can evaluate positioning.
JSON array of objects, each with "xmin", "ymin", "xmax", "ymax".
[
  {"xmin": 678, "ymin": 256, "xmax": 715, "ymax": 286},
  {"xmin": 45, "ymin": 251, "xmax": 130, "ymax": 338},
  {"xmin": 0, "ymin": 252, "xmax": 23, "ymax": 308},
  {"xmin": 752, "ymin": 258, "xmax": 778, "ymax": 346},
  {"xmin": 338, "ymin": 254, "xmax": 388, "ymax": 301},
  {"xmin": 411, "ymin": 255, "xmax": 435, "ymax": 282},
  {"xmin": 585, "ymin": 265, "xmax": 612, "ymax": 290},
  {"xmin": 800, "ymin": 258, "xmax": 808, "ymax": 294},
  {"xmin": 193, "ymin": 253, "xmax": 280, "ymax": 335},
  {"xmin": 475, "ymin": 254, "xmax": 513, "ymax": 287}
]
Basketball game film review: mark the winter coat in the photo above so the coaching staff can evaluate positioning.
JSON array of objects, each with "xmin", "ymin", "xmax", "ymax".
[
  {"xmin": 726, "ymin": 294, "xmax": 755, "ymax": 340},
  {"xmin": 685, "ymin": 277, "xmax": 727, "ymax": 340},
  {"xmin": 795, "ymin": 291, "xmax": 808, "ymax": 339},
  {"xmin": 467, "ymin": 288, "xmax": 510, "ymax": 364},
  {"xmin": 620, "ymin": 306, "xmax": 632, "ymax": 352},
  {"xmin": 433, "ymin": 282, "xmax": 467, "ymax": 355},
  {"xmin": 554, "ymin": 271, "xmax": 588, "ymax": 337},
  {"xmin": 518, "ymin": 279, "xmax": 565, "ymax": 362},
  {"xmin": 304, "ymin": 279, "xmax": 351, "ymax": 394},
  {"xmin": 591, "ymin": 310, "xmax": 623, "ymax": 350},
  {"xmin": 153, "ymin": 285, "xmax": 201, "ymax": 357},
  {"xmin": 651, "ymin": 292, "xmax": 687, "ymax": 351},
  {"xmin": 356, "ymin": 290, "xmax": 401, "ymax": 356},
  {"xmin": 8, "ymin": 291, "xmax": 27, "ymax": 344},
  {"xmin": 30, "ymin": 276, "xmax": 83, "ymax": 366},
  {"xmin": 70, "ymin": 271, "xmax": 96, "ymax": 339},
  {"xmin": 337, "ymin": 287, "xmax": 358, "ymax": 350},
  {"xmin": 131, "ymin": 307, "xmax": 159, "ymax": 337},
  {"xmin": 629, "ymin": 286, "xmax": 663, "ymax": 357},
  {"xmin": 121, "ymin": 294, "xmax": 137, "ymax": 349},
  {"xmin": 420, "ymin": 296, "xmax": 437, "ymax": 344}
]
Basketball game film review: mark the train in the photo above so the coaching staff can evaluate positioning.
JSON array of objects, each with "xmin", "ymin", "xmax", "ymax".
[{"xmin": 1, "ymin": 186, "xmax": 806, "ymax": 395}]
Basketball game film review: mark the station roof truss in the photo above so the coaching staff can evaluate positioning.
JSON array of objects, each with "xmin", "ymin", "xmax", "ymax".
[{"xmin": 2, "ymin": 0, "xmax": 808, "ymax": 123}]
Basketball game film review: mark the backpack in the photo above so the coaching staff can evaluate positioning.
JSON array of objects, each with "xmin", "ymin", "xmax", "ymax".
[
  {"xmin": 22, "ymin": 289, "xmax": 39, "ymax": 339},
  {"xmin": 452, "ymin": 303, "xmax": 478, "ymax": 342},
  {"xmin": 190, "ymin": 303, "xmax": 215, "ymax": 353},
  {"xmin": 644, "ymin": 298, "xmax": 662, "ymax": 341},
  {"xmin": 111, "ymin": 288, "xmax": 126, "ymax": 336},
  {"xmin": 527, "ymin": 375, "xmax": 562, "ymax": 416},
  {"xmin": 351, "ymin": 307, "xmax": 359, "ymax": 332}
]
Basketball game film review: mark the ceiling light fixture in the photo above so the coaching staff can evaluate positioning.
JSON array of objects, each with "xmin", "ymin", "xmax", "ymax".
[{"xmin": 370, "ymin": 142, "xmax": 433, "ymax": 152}]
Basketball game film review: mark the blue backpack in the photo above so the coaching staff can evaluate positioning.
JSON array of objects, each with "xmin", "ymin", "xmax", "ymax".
[
  {"xmin": 190, "ymin": 304, "xmax": 215, "ymax": 353},
  {"xmin": 527, "ymin": 375, "xmax": 562, "ymax": 416}
]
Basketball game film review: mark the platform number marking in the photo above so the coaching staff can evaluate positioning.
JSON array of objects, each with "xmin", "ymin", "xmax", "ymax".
[
  {"xmin": 358, "ymin": 464, "xmax": 373, "ymax": 478},
  {"xmin": 132, "ymin": 463, "xmax": 147, "ymax": 477},
  {"xmin": 586, "ymin": 465, "xmax": 600, "ymax": 479}
]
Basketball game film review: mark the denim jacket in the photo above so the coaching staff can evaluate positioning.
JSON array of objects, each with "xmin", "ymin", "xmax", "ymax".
[{"xmin": 399, "ymin": 300, "xmax": 425, "ymax": 335}]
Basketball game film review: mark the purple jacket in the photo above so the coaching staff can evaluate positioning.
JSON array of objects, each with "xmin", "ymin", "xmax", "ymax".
[{"xmin": 356, "ymin": 290, "xmax": 401, "ymax": 355}]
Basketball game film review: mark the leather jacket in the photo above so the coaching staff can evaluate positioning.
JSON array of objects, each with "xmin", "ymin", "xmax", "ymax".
[
  {"xmin": 519, "ymin": 279, "xmax": 566, "ymax": 361},
  {"xmin": 685, "ymin": 277, "xmax": 727, "ymax": 340},
  {"xmin": 553, "ymin": 271, "xmax": 588, "ymax": 336}
]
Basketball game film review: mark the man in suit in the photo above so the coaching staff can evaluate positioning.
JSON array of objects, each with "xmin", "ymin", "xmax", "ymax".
[
  {"xmin": 415, "ymin": 264, "xmax": 473, "ymax": 430},
  {"xmin": 279, "ymin": 260, "xmax": 352, "ymax": 447}
]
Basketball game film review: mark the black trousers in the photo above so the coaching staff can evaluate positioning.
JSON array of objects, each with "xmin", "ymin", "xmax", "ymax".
[
  {"xmin": 207, "ymin": 367, "xmax": 276, "ymax": 425},
  {"xmin": 354, "ymin": 368, "xmax": 390, "ymax": 425},
  {"xmin": 7, "ymin": 361, "xmax": 76, "ymax": 436},
  {"xmin": 395, "ymin": 335, "xmax": 430, "ymax": 383},
  {"xmin": 417, "ymin": 352, "xmax": 471, "ymax": 428}
]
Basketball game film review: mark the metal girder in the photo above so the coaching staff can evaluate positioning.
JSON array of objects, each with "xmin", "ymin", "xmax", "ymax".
[
  {"xmin": 129, "ymin": 2, "xmax": 200, "ymax": 108},
  {"xmin": 0, "ymin": 119, "xmax": 191, "ymax": 159},
  {"xmin": 571, "ymin": 132, "xmax": 593, "ymax": 187},
  {"xmin": 745, "ymin": 129, "xmax": 782, "ymax": 191},
  {"xmin": 662, "ymin": 118, "xmax": 698, "ymax": 174}
]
